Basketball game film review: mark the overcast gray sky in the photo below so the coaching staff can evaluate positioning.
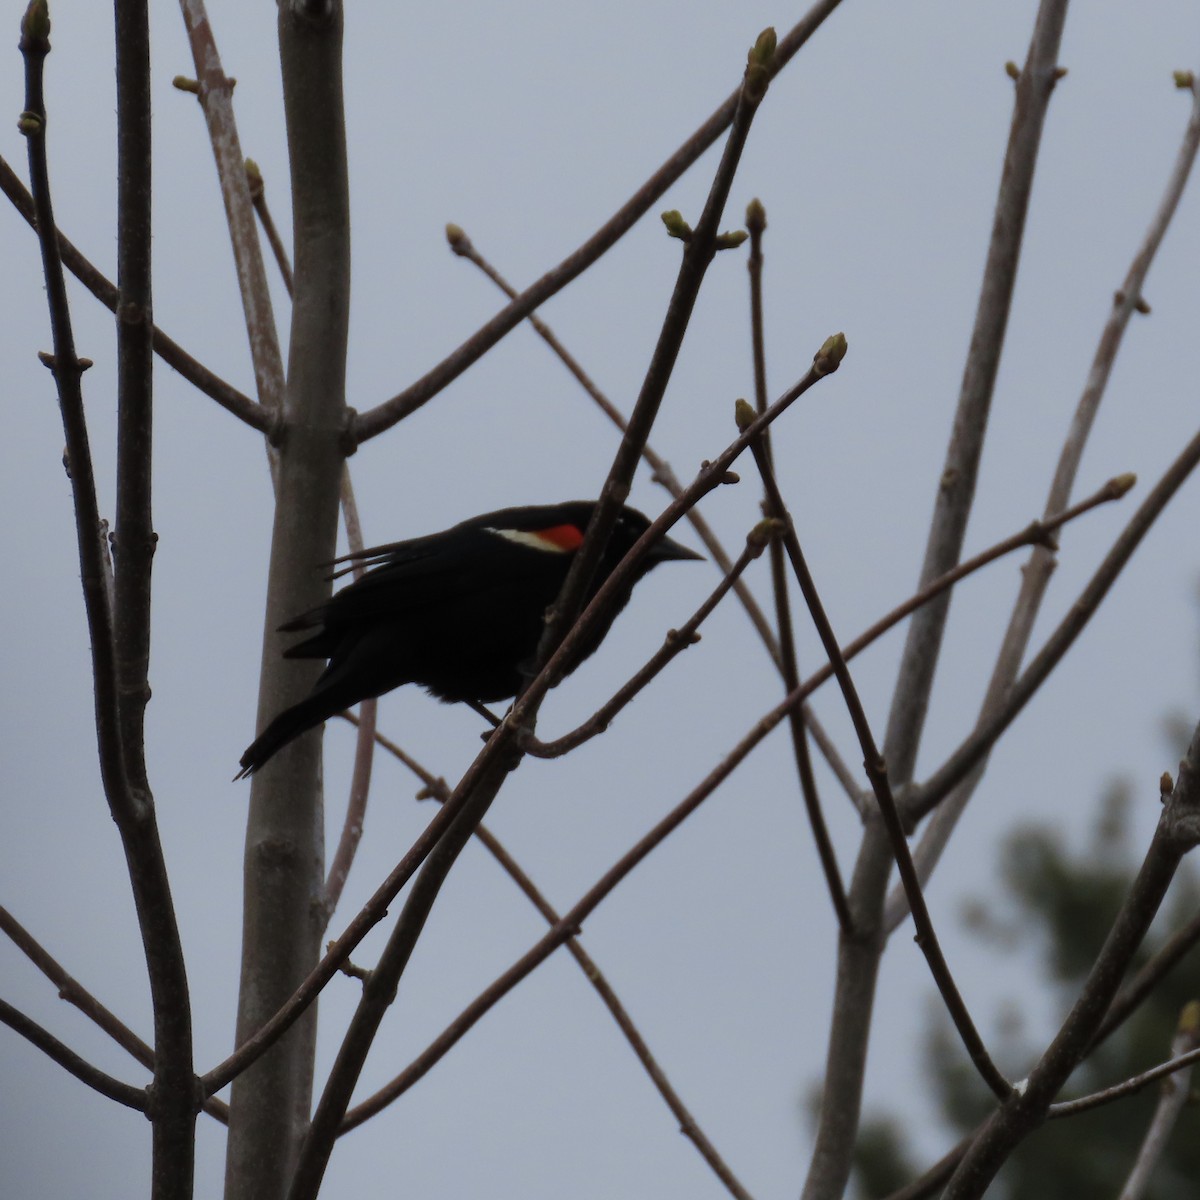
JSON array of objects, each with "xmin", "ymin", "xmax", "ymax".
[{"xmin": 3, "ymin": 2, "xmax": 1199, "ymax": 1197}]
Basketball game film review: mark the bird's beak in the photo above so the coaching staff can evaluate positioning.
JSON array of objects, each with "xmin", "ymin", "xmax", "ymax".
[{"xmin": 648, "ymin": 532, "xmax": 704, "ymax": 563}]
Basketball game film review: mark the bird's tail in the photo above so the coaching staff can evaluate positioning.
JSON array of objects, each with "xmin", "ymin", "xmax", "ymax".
[{"xmin": 235, "ymin": 684, "xmax": 358, "ymax": 780}]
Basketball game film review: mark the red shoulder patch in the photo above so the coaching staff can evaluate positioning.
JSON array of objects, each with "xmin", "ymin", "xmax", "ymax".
[
  {"xmin": 487, "ymin": 523, "xmax": 586, "ymax": 553},
  {"xmin": 535, "ymin": 523, "xmax": 585, "ymax": 551}
]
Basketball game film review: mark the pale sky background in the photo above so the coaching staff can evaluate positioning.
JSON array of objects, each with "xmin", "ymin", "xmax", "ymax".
[{"xmin": 2, "ymin": 2, "xmax": 1199, "ymax": 1197}]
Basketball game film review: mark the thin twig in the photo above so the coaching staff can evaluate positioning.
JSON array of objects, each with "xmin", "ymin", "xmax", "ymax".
[
  {"xmin": 448, "ymin": 224, "xmax": 859, "ymax": 807},
  {"xmin": 178, "ymin": 0, "xmax": 285, "ymax": 425},
  {"xmin": 353, "ymin": 1, "xmax": 846, "ymax": 443},
  {"xmin": 1115, "ymin": 1003, "xmax": 1198, "ymax": 1200},
  {"xmin": 880, "ymin": 911, "xmax": 1200, "ymax": 1200},
  {"xmin": 320, "ymin": 469, "xmax": 377, "ymax": 923},
  {"xmin": 334, "ymin": 719, "xmax": 754, "ymax": 1200},
  {"xmin": 741, "ymin": 197, "xmax": 853, "ymax": 934},
  {"xmin": 0, "ymin": 997, "xmax": 147, "ymax": 1111},
  {"xmin": 912, "ymin": 425, "xmax": 1200, "ymax": 822},
  {"xmin": 21, "ymin": 6, "xmax": 197, "ymax": 1181},
  {"xmin": 887, "ymin": 70, "xmax": 1200, "ymax": 933},
  {"xmin": 0, "ymin": 906, "xmax": 229, "ymax": 1124},
  {"xmin": 1092, "ymin": 908, "xmax": 1200, "ymax": 1048},
  {"xmin": 942, "ymin": 723, "xmax": 1200, "ymax": 1199},
  {"xmin": 325, "ymin": 645, "xmax": 864, "ymax": 1127},
  {"xmin": 1049, "ymin": 1003, "xmax": 1200, "ymax": 1125},
  {"xmin": 203, "ymin": 337, "xmax": 842, "ymax": 1101},
  {"xmin": 740, "ymin": 412, "xmax": 1011, "ymax": 1102},
  {"xmin": 806, "ymin": 716, "xmax": 868, "ymax": 813},
  {"xmin": 525, "ymin": 526, "xmax": 773, "ymax": 757},
  {"xmin": 288, "ymin": 46, "xmax": 781, "ymax": 1197},
  {"xmin": 527, "ymin": 473, "xmax": 1128, "ymax": 764},
  {"xmin": 445, "ymin": 223, "xmax": 782, "ymax": 667},
  {"xmin": 0, "ymin": 154, "xmax": 266, "ymax": 430},
  {"xmin": 246, "ymin": 158, "xmax": 294, "ymax": 296},
  {"xmin": 532, "ymin": 35, "xmax": 777, "ymax": 699}
]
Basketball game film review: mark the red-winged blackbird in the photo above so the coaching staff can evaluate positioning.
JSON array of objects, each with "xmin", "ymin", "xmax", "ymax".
[{"xmin": 237, "ymin": 501, "xmax": 700, "ymax": 778}]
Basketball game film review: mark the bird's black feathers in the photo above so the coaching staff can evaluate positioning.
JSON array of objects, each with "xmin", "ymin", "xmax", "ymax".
[{"xmin": 237, "ymin": 501, "xmax": 700, "ymax": 779}]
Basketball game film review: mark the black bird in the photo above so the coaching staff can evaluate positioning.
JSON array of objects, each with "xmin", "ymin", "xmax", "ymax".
[{"xmin": 237, "ymin": 501, "xmax": 701, "ymax": 778}]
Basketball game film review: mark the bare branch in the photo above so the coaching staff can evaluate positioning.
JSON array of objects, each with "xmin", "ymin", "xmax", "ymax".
[
  {"xmin": 327, "ymin": 660, "xmax": 853, "ymax": 1129},
  {"xmin": 0, "ymin": 154, "xmax": 267, "ymax": 430},
  {"xmin": 912, "ymin": 428, "xmax": 1200, "ymax": 821},
  {"xmin": 246, "ymin": 158, "xmax": 294, "ymax": 297},
  {"xmin": 525, "ymin": 524, "xmax": 771, "ymax": 757},
  {"xmin": 22, "ymin": 4, "xmax": 198, "ymax": 1183},
  {"xmin": 887, "ymin": 73, "xmax": 1200, "ymax": 932},
  {"xmin": 288, "ymin": 47, "xmax": 782, "ymax": 1194},
  {"xmin": 740, "ymin": 414, "xmax": 1010, "ymax": 1101},
  {"xmin": 0, "ymin": 907, "xmax": 229, "ymax": 1124},
  {"xmin": 224, "ymin": 1, "xmax": 351, "ymax": 1190},
  {"xmin": 353, "ymin": 1, "xmax": 846, "ymax": 442},
  {"xmin": 1093, "ymin": 909, "xmax": 1200, "ymax": 1048},
  {"xmin": 0, "ymin": 997, "xmax": 147, "ymax": 1111},
  {"xmin": 743, "ymin": 203, "xmax": 853, "ymax": 935},
  {"xmin": 178, "ymin": 0, "xmax": 285, "ymax": 422},
  {"xmin": 445, "ymin": 222, "xmax": 783, "ymax": 670},
  {"xmin": 942, "ymin": 722, "xmax": 1200, "ymax": 1198},
  {"xmin": 448, "ymin": 223, "xmax": 860, "ymax": 811},
  {"xmin": 881, "ymin": 909, "xmax": 1200, "ymax": 1200},
  {"xmin": 533, "ymin": 35, "xmax": 777, "ymax": 694},
  {"xmin": 320, "ymin": 470, "xmax": 377, "ymax": 924},
  {"xmin": 880, "ymin": 0, "xmax": 1071, "ymax": 786},
  {"xmin": 334, "ymin": 726, "xmax": 754, "ymax": 1200},
  {"xmin": 808, "ymin": 9, "xmax": 1075, "ymax": 1182},
  {"xmin": 1050, "ymin": 1004, "xmax": 1199, "ymax": 1137}
]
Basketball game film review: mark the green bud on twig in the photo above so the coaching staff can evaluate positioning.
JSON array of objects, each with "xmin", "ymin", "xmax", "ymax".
[
  {"xmin": 1005, "ymin": 61, "xmax": 1020, "ymax": 81},
  {"xmin": 1108, "ymin": 472, "xmax": 1137, "ymax": 499},
  {"xmin": 747, "ymin": 518, "xmax": 785, "ymax": 553},
  {"xmin": 661, "ymin": 209, "xmax": 692, "ymax": 241},
  {"xmin": 813, "ymin": 332, "xmax": 847, "ymax": 375},
  {"xmin": 748, "ymin": 27, "xmax": 777, "ymax": 68},
  {"xmin": 715, "ymin": 230, "xmax": 748, "ymax": 250},
  {"xmin": 244, "ymin": 159, "xmax": 263, "ymax": 201},
  {"xmin": 172, "ymin": 75, "xmax": 200, "ymax": 94},
  {"xmin": 1174, "ymin": 70, "xmax": 1196, "ymax": 91},
  {"xmin": 445, "ymin": 223, "xmax": 469, "ymax": 253},
  {"xmin": 743, "ymin": 28, "xmax": 776, "ymax": 102},
  {"xmin": 17, "ymin": 110, "xmax": 43, "ymax": 136},
  {"xmin": 745, "ymin": 198, "xmax": 766, "ymax": 235},
  {"xmin": 21, "ymin": 0, "xmax": 50, "ymax": 41},
  {"xmin": 734, "ymin": 397, "xmax": 756, "ymax": 432}
]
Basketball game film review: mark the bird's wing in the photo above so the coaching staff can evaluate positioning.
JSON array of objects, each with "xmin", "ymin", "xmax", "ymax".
[{"xmin": 283, "ymin": 528, "xmax": 563, "ymax": 632}]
